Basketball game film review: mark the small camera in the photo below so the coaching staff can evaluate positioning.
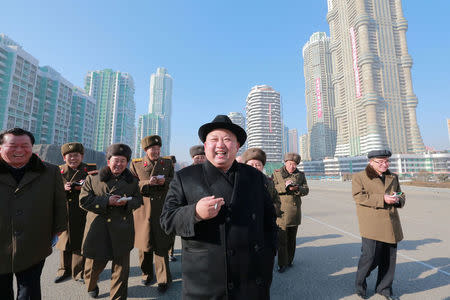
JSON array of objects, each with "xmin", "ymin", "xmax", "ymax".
[{"xmin": 71, "ymin": 181, "xmax": 84, "ymax": 188}]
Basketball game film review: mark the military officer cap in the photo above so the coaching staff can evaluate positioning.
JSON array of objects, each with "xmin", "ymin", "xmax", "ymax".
[
  {"xmin": 198, "ymin": 115, "xmax": 247, "ymax": 147},
  {"xmin": 242, "ymin": 148, "xmax": 266, "ymax": 166},
  {"xmin": 190, "ymin": 145, "xmax": 205, "ymax": 158},
  {"xmin": 367, "ymin": 149, "xmax": 392, "ymax": 159},
  {"xmin": 106, "ymin": 143, "xmax": 132, "ymax": 161},
  {"xmin": 141, "ymin": 135, "xmax": 162, "ymax": 150},
  {"xmin": 284, "ymin": 152, "xmax": 301, "ymax": 164},
  {"xmin": 61, "ymin": 142, "xmax": 84, "ymax": 156}
]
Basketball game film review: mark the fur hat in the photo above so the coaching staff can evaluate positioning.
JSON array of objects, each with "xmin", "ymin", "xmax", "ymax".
[
  {"xmin": 141, "ymin": 135, "xmax": 162, "ymax": 150},
  {"xmin": 61, "ymin": 142, "xmax": 84, "ymax": 156},
  {"xmin": 106, "ymin": 143, "xmax": 132, "ymax": 161},
  {"xmin": 190, "ymin": 145, "xmax": 205, "ymax": 158},
  {"xmin": 284, "ymin": 153, "xmax": 301, "ymax": 164},
  {"xmin": 242, "ymin": 148, "xmax": 266, "ymax": 165}
]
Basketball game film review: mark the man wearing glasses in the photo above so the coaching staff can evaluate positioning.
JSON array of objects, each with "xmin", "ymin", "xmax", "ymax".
[{"xmin": 352, "ymin": 150, "xmax": 405, "ymax": 300}]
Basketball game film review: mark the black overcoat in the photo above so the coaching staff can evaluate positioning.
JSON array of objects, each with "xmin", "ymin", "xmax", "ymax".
[{"xmin": 161, "ymin": 161, "xmax": 277, "ymax": 300}]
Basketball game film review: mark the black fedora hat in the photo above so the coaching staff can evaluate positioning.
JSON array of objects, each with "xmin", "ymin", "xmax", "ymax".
[{"xmin": 198, "ymin": 115, "xmax": 247, "ymax": 147}]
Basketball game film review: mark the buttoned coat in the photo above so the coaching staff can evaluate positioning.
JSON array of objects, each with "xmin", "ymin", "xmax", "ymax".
[
  {"xmin": 79, "ymin": 166, "xmax": 143, "ymax": 260},
  {"xmin": 161, "ymin": 161, "xmax": 277, "ymax": 300},
  {"xmin": 56, "ymin": 162, "xmax": 96, "ymax": 251},
  {"xmin": 352, "ymin": 165, "xmax": 405, "ymax": 244},
  {"xmin": 130, "ymin": 156, "xmax": 174, "ymax": 252},
  {"xmin": 0, "ymin": 154, "xmax": 67, "ymax": 274},
  {"xmin": 272, "ymin": 167, "xmax": 309, "ymax": 229}
]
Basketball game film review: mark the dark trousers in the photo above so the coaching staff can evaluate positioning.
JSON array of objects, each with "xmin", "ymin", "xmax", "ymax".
[
  {"xmin": 56, "ymin": 250, "xmax": 85, "ymax": 280},
  {"xmin": 277, "ymin": 226, "xmax": 298, "ymax": 267},
  {"xmin": 0, "ymin": 260, "xmax": 45, "ymax": 300},
  {"xmin": 355, "ymin": 237, "xmax": 397, "ymax": 297},
  {"xmin": 168, "ymin": 235, "xmax": 175, "ymax": 257}
]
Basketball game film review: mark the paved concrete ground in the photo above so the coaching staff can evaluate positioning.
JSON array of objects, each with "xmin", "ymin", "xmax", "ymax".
[{"xmin": 17, "ymin": 180, "xmax": 450, "ymax": 299}]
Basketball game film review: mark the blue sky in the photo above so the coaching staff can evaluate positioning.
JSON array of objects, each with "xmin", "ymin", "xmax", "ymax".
[{"xmin": 1, "ymin": 0, "xmax": 449, "ymax": 162}]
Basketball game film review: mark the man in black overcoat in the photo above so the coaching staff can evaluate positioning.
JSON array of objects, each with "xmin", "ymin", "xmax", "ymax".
[{"xmin": 161, "ymin": 115, "xmax": 277, "ymax": 300}]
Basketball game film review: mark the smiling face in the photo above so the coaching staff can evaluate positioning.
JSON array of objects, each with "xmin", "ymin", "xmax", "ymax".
[
  {"xmin": 107, "ymin": 155, "xmax": 128, "ymax": 175},
  {"xmin": 145, "ymin": 145, "xmax": 161, "ymax": 161},
  {"xmin": 369, "ymin": 157, "xmax": 390, "ymax": 175},
  {"xmin": 0, "ymin": 134, "xmax": 33, "ymax": 168},
  {"xmin": 63, "ymin": 152, "xmax": 83, "ymax": 169},
  {"xmin": 204, "ymin": 129, "xmax": 240, "ymax": 171},
  {"xmin": 285, "ymin": 160, "xmax": 298, "ymax": 174}
]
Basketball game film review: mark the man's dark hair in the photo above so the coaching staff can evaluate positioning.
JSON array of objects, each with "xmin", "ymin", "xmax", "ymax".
[{"xmin": 0, "ymin": 128, "xmax": 35, "ymax": 145}]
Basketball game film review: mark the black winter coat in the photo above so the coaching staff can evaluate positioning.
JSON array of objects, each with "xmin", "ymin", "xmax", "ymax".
[{"xmin": 161, "ymin": 161, "xmax": 277, "ymax": 300}]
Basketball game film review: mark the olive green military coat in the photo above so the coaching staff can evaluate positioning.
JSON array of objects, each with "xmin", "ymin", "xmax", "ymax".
[
  {"xmin": 130, "ymin": 156, "xmax": 174, "ymax": 252},
  {"xmin": 352, "ymin": 165, "xmax": 405, "ymax": 244},
  {"xmin": 56, "ymin": 162, "xmax": 96, "ymax": 251},
  {"xmin": 273, "ymin": 167, "xmax": 309, "ymax": 229},
  {"xmin": 265, "ymin": 176, "xmax": 282, "ymax": 218},
  {"xmin": 79, "ymin": 166, "xmax": 143, "ymax": 260},
  {"xmin": 0, "ymin": 154, "xmax": 67, "ymax": 274}
]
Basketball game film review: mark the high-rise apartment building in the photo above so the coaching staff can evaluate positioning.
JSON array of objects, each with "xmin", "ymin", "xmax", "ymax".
[
  {"xmin": 0, "ymin": 34, "xmax": 39, "ymax": 132},
  {"xmin": 135, "ymin": 113, "xmax": 165, "ymax": 158},
  {"xmin": 1, "ymin": 34, "xmax": 96, "ymax": 148},
  {"xmin": 327, "ymin": 0, "xmax": 425, "ymax": 156},
  {"xmin": 302, "ymin": 32, "xmax": 337, "ymax": 160},
  {"xmin": 70, "ymin": 87, "xmax": 96, "ymax": 149},
  {"xmin": 147, "ymin": 67, "xmax": 173, "ymax": 155},
  {"xmin": 299, "ymin": 133, "xmax": 310, "ymax": 161},
  {"xmin": 85, "ymin": 69, "xmax": 135, "ymax": 152},
  {"xmin": 34, "ymin": 66, "xmax": 73, "ymax": 145},
  {"xmin": 288, "ymin": 128, "xmax": 299, "ymax": 154},
  {"xmin": 447, "ymin": 119, "xmax": 450, "ymax": 147},
  {"xmin": 246, "ymin": 85, "xmax": 283, "ymax": 162},
  {"xmin": 135, "ymin": 68, "xmax": 172, "ymax": 157},
  {"xmin": 228, "ymin": 111, "xmax": 246, "ymax": 156},
  {"xmin": 283, "ymin": 126, "xmax": 289, "ymax": 155}
]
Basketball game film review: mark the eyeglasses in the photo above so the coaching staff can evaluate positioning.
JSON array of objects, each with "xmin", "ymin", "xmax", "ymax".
[{"xmin": 372, "ymin": 159, "xmax": 390, "ymax": 165}]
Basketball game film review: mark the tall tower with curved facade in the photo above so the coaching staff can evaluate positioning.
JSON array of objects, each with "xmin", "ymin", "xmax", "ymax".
[
  {"xmin": 135, "ymin": 67, "xmax": 172, "ymax": 157},
  {"xmin": 302, "ymin": 32, "xmax": 337, "ymax": 160},
  {"xmin": 327, "ymin": 0, "xmax": 425, "ymax": 156},
  {"xmin": 245, "ymin": 85, "xmax": 283, "ymax": 162}
]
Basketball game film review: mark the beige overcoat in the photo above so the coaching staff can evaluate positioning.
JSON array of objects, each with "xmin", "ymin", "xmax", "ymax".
[
  {"xmin": 272, "ymin": 167, "xmax": 309, "ymax": 229},
  {"xmin": 130, "ymin": 156, "xmax": 174, "ymax": 252},
  {"xmin": 352, "ymin": 165, "xmax": 405, "ymax": 244},
  {"xmin": 0, "ymin": 154, "xmax": 67, "ymax": 274}
]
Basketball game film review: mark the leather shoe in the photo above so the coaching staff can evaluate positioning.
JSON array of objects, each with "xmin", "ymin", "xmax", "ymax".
[
  {"xmin": 169, "ymin": 255, "xmax": 177, "ymax": 262},
  {"xmin": 356, "ymin": 291, "xmax": 368, "ymax": 299},
  {"xmin": 54, "ymin": 273, "xmax": 70, "ymax": 283},
  {"xmin": 141, "ymin": 277, "xmax": 153, "ymax": 286},
  {"xmin": 88, "ymin": 286, "xmax": 99, "ymax": 298},
  {"xmin": 157, "ymin": 283, "xmax": 169, "ymax": 293},
  {"xmin": 277, "ymin": 266, "xmax": 287, "ymax": 273}
]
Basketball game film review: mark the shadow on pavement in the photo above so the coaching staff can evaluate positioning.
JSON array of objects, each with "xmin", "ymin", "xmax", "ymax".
[
  {"xmin": 271, "ymin": 237, "xmax": 450, "ymax": 299},
  {"xmin": 398, "ymin": 238, "xmax": 442, "ymax": 251},
  {"xmin": 296, "ymin": 234, "xmax": 343, "ymax": 245}
]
